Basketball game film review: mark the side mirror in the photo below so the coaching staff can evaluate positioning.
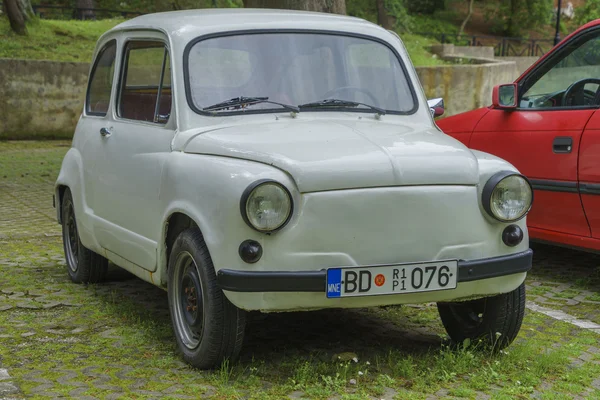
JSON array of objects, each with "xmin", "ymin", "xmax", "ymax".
[
  {"xmin": 492, "ymin": 83, "xmax": 517, "ymax": 109},
  {"xmin": 427, "ymin": 98, "xmax": 444, "ymax": 118}
]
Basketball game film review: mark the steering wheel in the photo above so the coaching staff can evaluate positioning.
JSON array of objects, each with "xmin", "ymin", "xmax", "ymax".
[
  {"xmin": 323, "ymin": 86, "xmax": 379, "ymax": 106},
  {"xmin": 561, "ymin": 78, "xmax": 600, "ymax": 106}
]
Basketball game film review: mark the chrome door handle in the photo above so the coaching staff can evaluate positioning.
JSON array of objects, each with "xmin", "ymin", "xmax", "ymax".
[{"xmin": 100, "ymin": 127, "xmax": 112, "ymax": 137}]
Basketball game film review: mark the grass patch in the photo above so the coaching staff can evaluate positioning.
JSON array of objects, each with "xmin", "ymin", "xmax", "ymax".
[
  {"xmin": 553, "ymin": 288, "xmax": 582, "ymax": 299},
  {"xmin": 401, "ymin": 33, "xmax": 448, "ymax": 66},
  {"xmin": 0, "ymin": 17, "xmax": 122, "ymax": 62}
]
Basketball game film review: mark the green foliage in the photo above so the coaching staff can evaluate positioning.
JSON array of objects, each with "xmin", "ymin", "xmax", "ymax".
[
  {"xmin": 405, "ymin": 0, "xmax": 445, "ymax": 15},
  {"xmin": 385, "ymin": 0, "xmax": 413, "ymax": 32},
  {"xmin": 31, "ymin": 0, "xmax": 243, "ymax": 16},
  {"xmin": 346, "ymin": 0, "xmax": 378, "ymax": 24},
  {"xmin": 575, "ymin": 0, "xmax": 600, "ymax": 26},
  {"xmin": 484, "ymin": 0, "xmax": 553, "ymax": 37},
  {"xmin": 410, "ymin": 12, "xmax": 459, "ymax": 35},
  {"xmin": 347, "ymin": 0, "xmax": 414, "ymax": 32}
]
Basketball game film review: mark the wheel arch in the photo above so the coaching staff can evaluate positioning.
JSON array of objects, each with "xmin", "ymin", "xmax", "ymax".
[
  {"xmin": 160, "ymin": 209, "xmax": 207, "ymax": 288},
  {"xmin": 54, "ymin": 148, "xmax": 86, "ymax": 225},
  {"xmin": 55, "ymin": 185, "xmax": 69, "ymax": 224}
]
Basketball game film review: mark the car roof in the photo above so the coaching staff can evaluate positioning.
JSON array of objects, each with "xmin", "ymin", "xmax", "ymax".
[
  {"xmin": 108, "ymin": 8, "xmax": 385, "ymax": 43},
  {"xmin": 578, "ymin": 18, "xmax": 600, "ymax": 31}
]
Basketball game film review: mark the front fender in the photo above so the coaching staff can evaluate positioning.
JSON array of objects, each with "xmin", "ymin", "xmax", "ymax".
[{"xmin": 156, "ymin": 152, "xmax": 299, "ymax": 287}]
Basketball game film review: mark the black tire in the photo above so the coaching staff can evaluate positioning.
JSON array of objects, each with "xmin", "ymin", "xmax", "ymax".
[
  {"xmin": 437, "ymin": 282, "xmax": 526, "ymax": 350},
  {"xmin": 167, "ymin": 228, "xmax": 246, "ymax": 369},
  {"xmin": 61, "ymin": 188, "xmax": 108, "ymax": 283}
]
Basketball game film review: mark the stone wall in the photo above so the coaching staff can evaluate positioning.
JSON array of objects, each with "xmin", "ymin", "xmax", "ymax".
[
  {"xmin": 0, "ymin": 57, "xmax": 520, "ymax": 139},
  {"xmin": 0, "ymin": 59, "xmax": 90, "ymax": 139},
  {"xmin": 417, "ymin": 60, "xmax": 519, "ymax": 117}
]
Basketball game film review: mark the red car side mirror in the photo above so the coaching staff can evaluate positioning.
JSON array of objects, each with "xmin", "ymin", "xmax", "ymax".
[{"xmin": 492, "ymin": 83, "xmax": 518, "ymax": 110}]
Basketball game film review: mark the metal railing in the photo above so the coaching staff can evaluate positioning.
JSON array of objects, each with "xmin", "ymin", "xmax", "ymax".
[{"xmin": 416, "ymin": 32, "xmax": 555, "ymax": 57}]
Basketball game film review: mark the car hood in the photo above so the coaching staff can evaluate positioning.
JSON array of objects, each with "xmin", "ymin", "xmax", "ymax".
[{"xmin": 182, "ymin": 119, "xmax": 479, "ymax": 193}]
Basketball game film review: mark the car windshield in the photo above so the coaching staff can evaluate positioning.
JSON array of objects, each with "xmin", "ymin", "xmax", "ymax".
[{"xmin": 186, "ymin": 32, "xmax": 416, "ymax": 115}]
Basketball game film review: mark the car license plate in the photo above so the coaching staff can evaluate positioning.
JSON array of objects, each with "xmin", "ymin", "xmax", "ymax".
[{"xmin": 326, "ymin": 260, "xmax": 458, "ymax": 298}]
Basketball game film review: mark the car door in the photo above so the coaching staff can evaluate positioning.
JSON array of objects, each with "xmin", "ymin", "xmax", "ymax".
[
  {"xmin": 75, "ymin": 39, "xmax": 118, "ymax": 239},
  {"xmin": 92, "ymin": 34, "xmax": 175, "ymax": 272},
  {"xmin": 579, "ymin": 109, "xmax": 600, "ymax": 240},
  {"xmin": 469, "ymin": 27, "xmax": 600, "ymax": 238}
]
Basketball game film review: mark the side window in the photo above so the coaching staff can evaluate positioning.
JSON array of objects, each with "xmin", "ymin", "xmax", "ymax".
[
  {"xmin": 86, "ymin": 40, "xmax": 117, "ymax": 116},
  {"xmin": 118, "ymin": 41, "xmax": 172, "ymax": 123},
  {"xmin": 521, "ymin": 31, "xmax": 600, "ymax": 109}
]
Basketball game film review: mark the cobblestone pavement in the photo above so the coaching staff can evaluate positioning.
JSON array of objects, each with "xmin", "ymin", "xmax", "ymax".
[
  {"xmin": 1, "ymin": 141, "xmax": 600, "ymax": 399},
  {"xmin": 527, "ymin": 243, "xmax": 600, "ymax": 327}
]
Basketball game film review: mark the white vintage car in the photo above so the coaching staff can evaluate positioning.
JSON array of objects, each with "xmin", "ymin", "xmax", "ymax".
[{"xmin": 54, "ymin": 9, "xmax": 533, "ymax": 369}]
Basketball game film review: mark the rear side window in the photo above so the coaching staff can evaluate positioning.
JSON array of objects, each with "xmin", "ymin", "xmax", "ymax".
[
  {"xmin": 118, "ymin": 41, "xmax": 172, "ymax": 124},
  {"xmin": 86, "ymin": 40, "xmax": 117, "ymax": 116}
]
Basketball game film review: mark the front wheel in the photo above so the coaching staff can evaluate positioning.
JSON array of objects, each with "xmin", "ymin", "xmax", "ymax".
[
  {"xmin": 167, "ymin": 228, "xmax": 246, "ymax": 369},
  {"xmin": 437, "ymin": 283, "xmax": 526, "ymax": 350}
]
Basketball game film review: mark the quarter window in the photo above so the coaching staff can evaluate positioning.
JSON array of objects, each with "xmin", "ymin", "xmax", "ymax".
[
  {"xmin": 119, "ymin": 41, "xmax": 172, "ymax": 123},
  {"xmin": 86, "ymin": 40, "xmax": 116, "ymax": 116}
]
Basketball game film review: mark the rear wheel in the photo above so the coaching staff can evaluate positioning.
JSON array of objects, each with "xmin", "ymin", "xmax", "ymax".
[
  {"xmin": 61, "ymin": 188, "xmax": 108, "ymax": 283},
  {"xmin": 437, "ymin": 283, "xmax": 526, "ymax": 349},
  {"xmin": 167, "ymin": 228, "xmax": 246, "ymax": 369}
]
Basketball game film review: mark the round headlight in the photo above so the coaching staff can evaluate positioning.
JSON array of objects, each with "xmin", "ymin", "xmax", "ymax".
[
  {"xmin": 241, "ymin": 180, "xmax": 292, "ymax": 232},
  {"xmin": 483, "ymin": 172, "xmax": 533, "ymax": 222}
]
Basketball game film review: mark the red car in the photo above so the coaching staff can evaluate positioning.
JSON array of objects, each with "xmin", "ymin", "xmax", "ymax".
[{"xmin": 436, "ymin": 19, "xmax": 600, "ymax": 253}]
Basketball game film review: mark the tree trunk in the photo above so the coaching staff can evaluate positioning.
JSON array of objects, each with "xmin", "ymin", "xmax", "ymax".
[
  {"xmin": 244, "ymin": 0, "xmax": 346, "ymax": 15},
  {"xmin": 16, "ymin": 0, "xmax": 34, "ymax": 20},
  {"xmin": 4, "ymin": 0, "xmax": 27, "ymax": 35},
  {"xmin": 458, "ymin": 0, "xmax": 474, "ymax": 36},
  {"xmin": 376, "ymin": 0, "xmax": 392, "ymax": 29}
]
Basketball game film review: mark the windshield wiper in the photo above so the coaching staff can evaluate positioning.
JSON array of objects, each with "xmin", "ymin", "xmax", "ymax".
[
  {"xmin": 298, "ymin": 98, "xmax": 386, "ymax": 115},
  {"xmin": 203, "ymin": 96, "xmax": 300, "ymax": 113}
]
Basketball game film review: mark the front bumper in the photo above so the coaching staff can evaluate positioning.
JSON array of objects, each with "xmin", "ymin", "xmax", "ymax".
[{"xmin": 217, "ymin": 249, "xmax": 533, "ymax": 293}]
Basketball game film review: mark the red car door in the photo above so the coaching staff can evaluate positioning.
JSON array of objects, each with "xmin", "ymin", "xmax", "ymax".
[
  {"xmin": 579, "ymin": 110, "xmax": 600, "ymax": 239},
  {"xmin": 453, "ymin": 26, "xmax": 600, "ymax": 240}
]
